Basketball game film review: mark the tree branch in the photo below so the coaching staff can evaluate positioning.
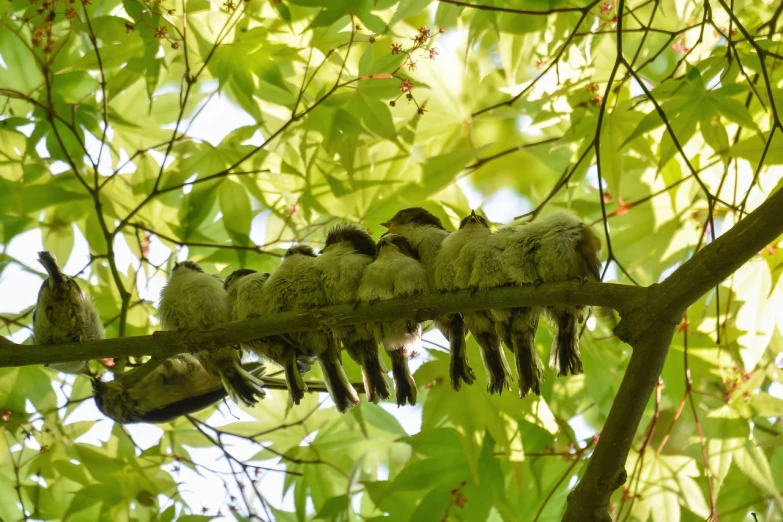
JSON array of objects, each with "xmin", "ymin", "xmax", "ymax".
[
  {"xmin": 0, "ymin": 282, "xmax": 641, "ymax": 368},
  {"xmin": 563, "ymin": 186, "xmax": 783, "ymax": 521}
]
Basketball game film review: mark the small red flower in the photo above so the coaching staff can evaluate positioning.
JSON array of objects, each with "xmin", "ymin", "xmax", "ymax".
[
  {"xmin": 616, "ymin": 197, "xmax": 631, "ymax": 216},
  {"xmin": 390, "ymin": 43, "xmax": 402, "ymax": 55},
  {"xmin": 399, "ymin": 79, "xmax": 412, "ymax": 92}
]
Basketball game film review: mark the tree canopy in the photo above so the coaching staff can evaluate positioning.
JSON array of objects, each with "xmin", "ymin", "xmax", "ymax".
[{"xmin": 1, "ymin": 0, "xmax": 782, "ymax": 520}]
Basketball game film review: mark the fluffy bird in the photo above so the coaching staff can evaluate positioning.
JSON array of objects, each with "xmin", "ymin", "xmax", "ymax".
[
  {"xmin": 158, "ymin": 261, "xmax": 266, "ymax": 407},
  {"xmin": 291, "ymin": 225, "xmax": 377, "ymax": 411},
  {"xmin": 33, "ymin": 251, "xmax": 104, "ymax": 374},
  {"xmin": 225, "ymin": 267, "xmax": 313, "ymax": 406},
  {"xmin": 93, "ymin": 355, "xmax": 266, "ymax": 424},
  {"xmin": 319, "ymin": 224, "xmax": 387, "ymax": 404},
  {"xmin": 458, "ymin": 226, "xmax": 545, "ymax": 397},
  {"xmin": 264, "ymin": 245, "xmax": 321, "ymax": 399},
  {"xmin": 523, "ymin": 211, "xmax": 602, "ymax": 376},
  {"xmin": 381, "ymin": 208, "xmax": 472, "ymax": 390},
  {"xmin": 444, "ymin": 211, "xmax": 513, "ymax": 394},
  {"xmin": 358, "ymin": 234, "xmax": 428, "ymax": 406}
]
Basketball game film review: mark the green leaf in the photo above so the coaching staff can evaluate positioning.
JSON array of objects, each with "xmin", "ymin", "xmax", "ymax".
[
  {"xmin": 355, "ymin": 93, "xmax": 397, "ymax": 140},
  {"xmin": 757, "ymin": 434, "xmax": 783, "ymax": 448},
  {"xmin": 390, "ymin": 0, "xmax": 434, "ymax": 25},
  {"xmin": 218, "ymin": 179, "xmax": 253, "ymax": 245},
  {"xmin": 42, "ymin": 207, "xmax": 75, "ymax": 267},
  {"xmin": 700, "ymin": 114, "xmax": 729, "ymax": 156},
  {"xmin": 733, "ymin": 441, "xmax": 783, "ymax": 509},
  {"xmin": 712, "ymin": 93, "xmax": 763, "ymax": 136},
  {"xmin": 729, "ymin": 132, "xmax": 783, "ymax": 165},
  {"xmin": 314, "ymin": 495, "xmax": 350, "ymax": 520},
  {"xmin": 750, "ymin": 393, "xmax": 783, "ymax": 417}
]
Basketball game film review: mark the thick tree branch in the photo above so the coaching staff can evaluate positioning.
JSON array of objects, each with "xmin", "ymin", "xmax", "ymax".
[
  {"xmin": 564, "ymin": 186, "xmax": 783, "ymax": 521},
  {"xmin": 0, "ymin": 282, "xmax": 640, "ymax": 368},
  {"xmin": 616, "ymin": 186, "xmax": 783, "ymax": 344}
]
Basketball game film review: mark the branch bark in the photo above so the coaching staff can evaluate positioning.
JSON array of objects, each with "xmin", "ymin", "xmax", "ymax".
[
  {"xmin": 563, "ymin": 186, "xmax": 783, "ymax": 521},
  {"xmin": 0, "ymin": 282, "xmax": 641, "ymax": 368}
]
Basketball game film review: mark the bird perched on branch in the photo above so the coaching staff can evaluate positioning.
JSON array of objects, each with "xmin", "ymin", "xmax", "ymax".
[
  {"xmin": 158, "ymin": 260, "xmax": 266, "ymax": 407},
  {"xmin": 498, "ymin": 212, "xmax": 601, "ymax": 378},
  {"xmin": 443, "ymin": 211, "xmax": 513, "ymax": 394},
  {"xmin": 457, "ymin": 225, "xmax": 545, "ymax": 397},
  {"xmin": 381, "ymin": 208, "xmax": 473, "ymax": 391},
  {"xmin": 92, "ymin": 355, "xmax": 266, "ymax": 424},
  {"xmin": 319, "ymin": 223, "xmax": 388, "ymax": 404},
  {"xmin": 225, "ymin": 267, "xmax": 314, "ymax": 407},
  {"xmin": 358, "ymin": 234, "xmax": 428, "ymax": 406},
  {"xmin": 519, "ymin": 211, "xmax": 602, "ymax": 377},
  {"xmin": 263, "ymin": 245, "xmax": 320, "ymax": 405},
  {"xmin": 33, "ymin": 251, "xmax": 104, "ymax": 375},
  {"xmin": 292, "ymin": 224, "xmax": 379, "ymax": 411},
  {"xmin": 225, "ymin": 268, "xmax": 258, "ymax": 313}
]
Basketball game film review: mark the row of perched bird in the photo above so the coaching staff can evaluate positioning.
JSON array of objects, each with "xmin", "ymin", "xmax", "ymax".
[{"xmin": 29, "ymin": 208, "xmax": 601, "ymax": 424}]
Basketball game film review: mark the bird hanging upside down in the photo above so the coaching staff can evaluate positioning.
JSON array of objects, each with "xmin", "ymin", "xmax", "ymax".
[{"xmin": 158, "ymin": 260, "xmax": 266, "ymax": 407}]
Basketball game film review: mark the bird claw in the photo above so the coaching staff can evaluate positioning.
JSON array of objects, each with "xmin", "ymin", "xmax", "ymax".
[
  {"xmin": 533, "ymin": 278, "xmax": 544, "ymax": 289},
  {"xmin": 572, "ymin": 276, "xmax": 588, "ymax": 285}
]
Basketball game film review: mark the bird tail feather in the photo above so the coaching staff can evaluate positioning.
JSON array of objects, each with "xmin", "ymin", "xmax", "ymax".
[
  {"xmin": 548, "ymin": 308, "xmax": 584, "ymax": 377},
  {"xmin": 469, "ymin": 312, "xmax": 512, "ymax": 395},
  {"xmin": 38, "ymin": 251, "xmax": 65, "ymax": 286},
  {"xmin": 283, "ymin": 355, "xmax": 307, "ymax": 407},
  {"xmin": 509, "ymin": 308, "xmax": 545, "ymax": 398},
  {"xmin": 359, "ymin": 345, "xmax": 391, "ymax": 404},
  {"xmin": 222, "ymin": 361, "xmax": 266, "ymax": 407},
  {"xmin": 448, "ymin": 314, "xmax": 475, "ymax": 391},
  {"xmin": 388, "ymin": 348, "xmax": 417, "ymax": 406},
  {"xmin": 318, "ymin": 351, "xmax": 360, "ymax": 413}
]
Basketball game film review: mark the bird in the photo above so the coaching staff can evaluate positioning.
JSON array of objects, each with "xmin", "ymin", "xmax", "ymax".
[
  {"xmin": 520, "ymin": 211, "xmax": 602, "ymax": 377},
  {"xmin": 158, "ymin": 260, "xmax": 266, "ymax": 407},
  {"xmin": 290, "ymin": 225, "xmax": 375, "ymax": 412},
  {"xmin": 357, "ymin": 234, "xmax": 428, "ymax": 406},
  {"xmin": 225, "ymin": 267, "xmax": 313, "ymax": 407},
  {"xmin": 443, "ymin": 211, "xmax": 513, "ymax": 394},
  {"xmin": 380, "ymin": 208, "xmax": 474, "ymax": 391},
  {"xmin": 33, "ymin": 251, "xmax": 104, "ymax": 375},
  {"xmin": 92, "ymin": 354, "xmax": 266, "ymax": 424},
  {"xmin": 224, "ymin": 268, "xmax": 258, "ymax": 313},
  {"xmin": 317, "ymin": 223, "xmax": 389, "ymax": 404},
  {"xmin": 457, "ymin": 225, "xmax": 545, "ymax": 397}
]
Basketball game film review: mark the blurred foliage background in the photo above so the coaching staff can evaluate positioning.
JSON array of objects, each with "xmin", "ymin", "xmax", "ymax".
[{"xmin": 1, "ymin": 0, "xmax": 783, "ymax": 520}]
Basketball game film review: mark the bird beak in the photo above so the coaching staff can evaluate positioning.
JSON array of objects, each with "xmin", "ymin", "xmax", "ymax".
[
  {"xmin": 380, "ymin": 221, "xmax": 392, "ymax": 229},
  {"xmin": 468, "ymin": 210, "xmax": 480, "ymax": 225}
]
